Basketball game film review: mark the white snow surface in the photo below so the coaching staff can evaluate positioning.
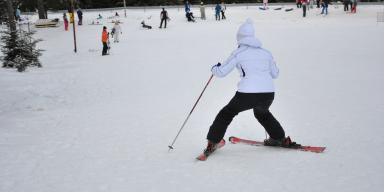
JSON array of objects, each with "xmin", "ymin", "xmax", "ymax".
[{"xmin": 1, "ymin": 5, "xmax": 384, "ymax": 192}]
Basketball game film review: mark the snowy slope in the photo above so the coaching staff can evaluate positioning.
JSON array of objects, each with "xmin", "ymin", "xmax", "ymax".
[{"xmin": 1, "ymin": 5, "xmax": 384, "ymax": 192}]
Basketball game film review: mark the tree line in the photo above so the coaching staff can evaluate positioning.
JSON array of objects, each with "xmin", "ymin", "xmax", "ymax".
[{"xmin": 7, "ymin": 0, "xmax": 308, "ymax": 12}]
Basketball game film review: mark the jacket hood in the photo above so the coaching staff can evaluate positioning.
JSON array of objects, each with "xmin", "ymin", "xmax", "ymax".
[{"xmin": 236, "ymin": 18, "xmax": 262, "ymax": 48}]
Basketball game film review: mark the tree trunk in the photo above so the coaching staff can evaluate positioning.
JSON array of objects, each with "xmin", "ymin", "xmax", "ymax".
[
  {"xmin": 37, "ymin": 0, "xmax": 47, "ymax": 19},
  {"xmin": 5, "ymin": 0, "xmax": 16, "ymax": 31}
]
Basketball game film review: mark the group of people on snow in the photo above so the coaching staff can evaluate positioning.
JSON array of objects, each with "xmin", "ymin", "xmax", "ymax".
[
  {"xmin": 343, "ymin": 0, "xmax": 358, "ymax": 13},
  {"xmin": 62, "ymin": 8, "xmax": 83, "ymax": 31},
  {"xmin": 295, "ymin": 0, "xmax": 358, "ymax": 17},
  {"xmin": 100, "ymin": 21, "xmax": 122, "ymax": 56},
  {"xmin": 184, "ymin": 1, "xmax": 227, "ymax": 22},
  {"xmin": 215, "ymin": 2, "xmax": 227, "ymax": 20}
]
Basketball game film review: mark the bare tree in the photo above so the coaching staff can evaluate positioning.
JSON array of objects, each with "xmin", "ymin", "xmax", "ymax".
[{"xmin": 37, "ymin": 0, "xmax": 47, "ymax": 19}]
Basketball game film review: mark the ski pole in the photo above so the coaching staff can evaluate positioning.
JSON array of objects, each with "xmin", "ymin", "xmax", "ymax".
[{"xmin": 168, "ymin": 74, "xmax": 214, "ymax": 151}]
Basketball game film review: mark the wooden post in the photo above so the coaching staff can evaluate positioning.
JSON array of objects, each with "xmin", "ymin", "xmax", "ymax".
[{"xmin": 71, "ymin": 0, "xmax": 77, "ymax": 53}]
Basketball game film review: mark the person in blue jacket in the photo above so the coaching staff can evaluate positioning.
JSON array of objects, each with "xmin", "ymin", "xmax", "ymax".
[
  {"xmin": 185, "ymin": 1, "xmax": 191, "ymax": 14},
  {"xmin": 215, "ymin": 3, "xmax": 221, "ymax": 21}
]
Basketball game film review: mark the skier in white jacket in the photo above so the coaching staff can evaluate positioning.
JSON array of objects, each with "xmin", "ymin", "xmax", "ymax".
[
  {"xmin": 112, "ymin": 22, "xmax": 122, "ymax": 43},
  {"xmin": 203, "ymin": 18, "xmax": 299, "ymax": 154}
]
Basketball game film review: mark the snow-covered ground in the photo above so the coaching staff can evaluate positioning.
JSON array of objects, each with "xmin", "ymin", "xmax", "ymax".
[{"xmin": 1, "ymin": 4, "xmax": 384, "ymax": 192}]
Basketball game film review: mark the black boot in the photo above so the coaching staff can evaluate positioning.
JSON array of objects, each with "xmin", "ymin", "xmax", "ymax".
[
  {"xmin": 264, "ymin": 136, "xmax": 301, "ymax": 148},
  {"xmin": 204, "ymin": 140, "xmax": 218, "ymax": 155}
]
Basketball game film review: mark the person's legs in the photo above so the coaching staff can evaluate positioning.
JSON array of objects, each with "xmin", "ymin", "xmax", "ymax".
[
  {"xmin": 102, "ymin": 42, "xmax": 107, "ymax": 55},
  {"xmin": 207, "ymin": 92, "xmax": 252, "ymax": 143},
  {"xmin": 159, "ymin": 19, "xmax": 164, "ymax": 28}
]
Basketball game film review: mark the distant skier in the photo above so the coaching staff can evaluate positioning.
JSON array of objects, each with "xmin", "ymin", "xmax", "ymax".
[
  {"xmin": 296, "ymin": 0, "xmax": 302, "ymax": 8},
  {"xmin": 112, "ymin": 22, "xmax": 122, "ymax": 43},
  {"xmin": 15, "ymin": 8, "xmax": 21, "ymax": 21},
  {"xmin": 101, "ymin": 26, "xmax": 109, "ymax": 56},
  {"xmin": 263, "ymin": 0, "xmax": 269, "ymax": 9},
  {"xmin": 185, "ymin": 1, "xmax": 191, "ymax": 15},
  {"xmin": 159, "ymin": 8, "xmax": 169, "ymax": 28},
  {"xmin": 302, "ymin": 0, "xmax": 308, "ymax": 17},
  {"xmin": 215, "ymin": 3, "xmax": 221, "ymax": 21},
  {"xmin": 202, "ymin": 18, "xmax": 300, "ymax": 154},
  {"xmin": 63, "ymin": 13, "xmax": 69, "ymax": 31},
  {"xmin": 77, "ymin": 9, "xmax": 83, "ymax": 25},
  {"xmin": 141, "ymin": 21, "xmax": 152, "ymax": 29},
  {"xmin": 351, "ymin": 0, "xmax": 357, "ymax": 13},
  {"xmin": 221, "ymin": 1, "xmax": 226, "ymax": 19},
  {"xmin": 200, "ymin": 2, "xmax": 206, "ymax": 20},
  {"xmin": 186, "ymin": 11, "xmax": 195, "ymax": 22},
  {"xmin": 321, "ymin": 0, "xmax": 329, "ymax": 15},
  {"xmin": 343, "ymin": 0, "xmax": 349, "ymax": 11}
]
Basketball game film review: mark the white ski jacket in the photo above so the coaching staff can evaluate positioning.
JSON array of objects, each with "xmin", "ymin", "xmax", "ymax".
[{"xmin": 211, "ymin": 18, "xmax": 279, "ymax": 93}]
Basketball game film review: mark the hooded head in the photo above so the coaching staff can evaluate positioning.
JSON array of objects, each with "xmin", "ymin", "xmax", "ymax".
[{"xmin": 236, "ymin": 18, "xmax": 262, "ymax": 48}]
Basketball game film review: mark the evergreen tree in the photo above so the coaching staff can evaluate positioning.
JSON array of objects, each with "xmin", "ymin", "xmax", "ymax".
[{"xmin": 1, "ymin": 24, "xmax": 43, "ymax": 72}]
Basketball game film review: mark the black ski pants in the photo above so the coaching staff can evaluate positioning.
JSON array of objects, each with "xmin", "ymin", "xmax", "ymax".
[
  {"xmin": 160, "ymin": 18, "xmax": 167, "ymax": 28},
  {"xmin": 102, "ymin": 42, "xmax": 108, "ymax": 55},
  {"xmin": 207, "ymin": 92, "xmax": 285, "ymax": 143},
  {"xmin": 303, "ymin": 5, "xmax": 307, "ymax": 17}
]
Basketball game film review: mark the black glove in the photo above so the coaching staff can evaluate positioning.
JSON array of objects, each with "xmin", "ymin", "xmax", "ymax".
[{"xmin": 211, "ymin": 62, "xmax": 221, "ymax": 71}]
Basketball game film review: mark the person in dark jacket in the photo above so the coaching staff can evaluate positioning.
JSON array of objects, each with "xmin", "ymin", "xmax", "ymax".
[
  {"xmin": 343, "ymin": 0, "xmax": 350, "ymax": 11},
  {"xmin": 77, "ymin": 9, "xmax": 83, "ymax": 25},
  {"xmin": 320, "ymin": 0, "xmax": 330, "ymax": 15},
  {"xmin": 159, "ymin": 8, "xmax": 169, "ymax": 28},
  {"xmin": 186, "ymin": 11, "xmax": 195, "ymax": 22},
  {"xmin": 302, "ymin": 0, "xmax": 307, "ymax": 17}
]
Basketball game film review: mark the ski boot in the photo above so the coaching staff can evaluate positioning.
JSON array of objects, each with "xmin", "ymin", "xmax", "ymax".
[
  {"xmin": 264, "ymin": 136, "xmax": 301, "ymax": 149},
  {"xmin": 203, "ymin": 140, "xmax": 219, "ymax": 156}
]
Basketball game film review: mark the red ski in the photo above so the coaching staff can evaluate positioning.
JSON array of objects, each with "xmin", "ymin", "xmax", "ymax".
[
  {"xmin": 229, "ymin": 136, "xmax": 326, "ymax": 153},
  {"xmin": 196, "ymin": 139, "xmax": 226, "ymax": 161}
]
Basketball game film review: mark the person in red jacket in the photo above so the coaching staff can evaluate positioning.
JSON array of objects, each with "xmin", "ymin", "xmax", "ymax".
[
  {"xmin": 63, "ymin": 13, "xmax": 69, "ymax": 31},
  {"xmin": 101, "ymin": 26, "xmax": 109, "ymax": 56}
]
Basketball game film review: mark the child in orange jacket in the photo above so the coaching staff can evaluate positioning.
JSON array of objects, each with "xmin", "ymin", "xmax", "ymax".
[{"xmin": 101, "ymin": 26, "xmax": 109, "ymax": 55}]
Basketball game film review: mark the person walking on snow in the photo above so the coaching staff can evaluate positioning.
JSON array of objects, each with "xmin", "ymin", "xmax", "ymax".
[
  {"xmin": 112, "ymin": 22, "xmax": 122, "ymax": 43},
  {"xmin": 63, "ymin": 13, "xmax": 69, "ymax": 31},
  {"xmin": 203, "ymin": 18, "xmax": 300, "ymax": 154},
  {"xmin": 159, "ymin": 8, "xmax": 169, "ymax": 28},
  {"xmin": 101, "ymin": 26, "xmax": 109, "ymax": 56}
]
